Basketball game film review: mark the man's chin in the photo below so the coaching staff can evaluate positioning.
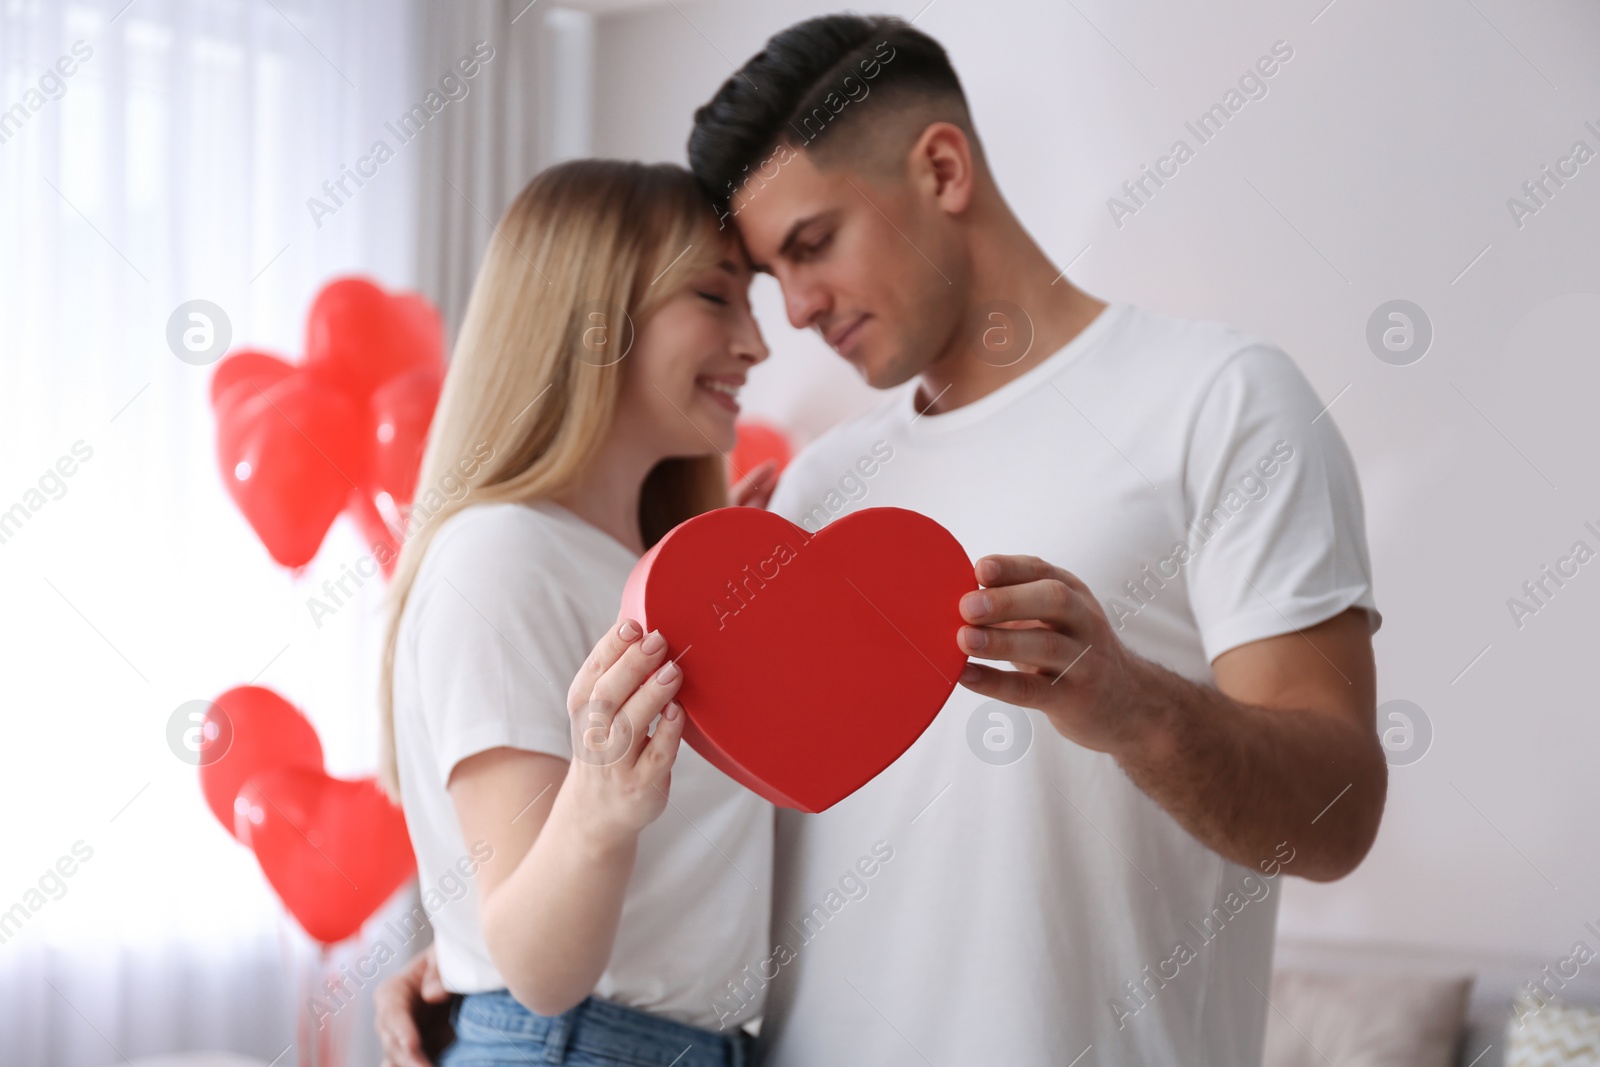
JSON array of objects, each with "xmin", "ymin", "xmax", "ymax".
[{"xmin": 856, "ymin": 349, "xmax": 918, "ymax": 391}]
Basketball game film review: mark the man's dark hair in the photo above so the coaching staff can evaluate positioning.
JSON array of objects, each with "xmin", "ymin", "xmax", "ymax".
[{"xmin": 689, "ymin": 14, "xmax": 974, "ymax": 216}]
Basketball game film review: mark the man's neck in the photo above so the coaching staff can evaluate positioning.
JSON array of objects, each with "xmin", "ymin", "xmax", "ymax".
[{"xmin": 913, "ymin": 218, "xmax": 1109, "ymax": 417}]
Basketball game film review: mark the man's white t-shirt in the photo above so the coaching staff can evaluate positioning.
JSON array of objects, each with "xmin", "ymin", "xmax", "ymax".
[
  {"xmin": 390, "ymin": 500, "xmax": 774, "ymax": 1028},
  {"xmin": 751, "ymin": 302, "xmax": 1380, "ymax": 1066}
]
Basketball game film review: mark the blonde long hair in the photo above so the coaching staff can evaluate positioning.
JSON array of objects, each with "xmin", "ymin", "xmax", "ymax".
[{"xmin": 378, "ymin": 160, "xmax": 732, "ymax": 798}]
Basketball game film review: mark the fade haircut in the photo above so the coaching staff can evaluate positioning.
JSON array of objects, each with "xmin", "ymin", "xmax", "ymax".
[{"xmin": 688, "ymin": 14, "xmax": 978, "ymax": 219}]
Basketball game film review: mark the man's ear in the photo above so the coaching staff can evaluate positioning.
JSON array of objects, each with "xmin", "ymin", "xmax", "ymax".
[{"xmin": 909, "ymin": 121, "xmax": 976, "ymax": 215}]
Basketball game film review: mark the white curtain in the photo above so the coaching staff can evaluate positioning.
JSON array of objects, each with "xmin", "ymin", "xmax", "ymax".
[
  {"xmin": 411, "ymin": 0, "xmax": 580, "ymax": 339},
  {"xmin": 0, "ymin": 0, "xmax": 425, "ymax": 1063}
]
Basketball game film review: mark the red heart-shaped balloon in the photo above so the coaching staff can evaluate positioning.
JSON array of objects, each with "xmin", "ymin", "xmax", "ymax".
[
  {"xmin": 236, "ymin": 767, "xmax": 415, "ymax": 945},
  {"xmin": 210, "ymin": 276, "xmax": 445, "ymax": 571},
  {"xmin": 727, "ymin": 419, "xmax": 792, "ymax": 483},
  {"xmin": 197, "ymin": 685, "xmax": 324, "ymax": 841},
  {"xmin": 209, "ymin": 349, "xmax": 296, "ymax": 415},
  {"xmin": 619, "ymin": 506, "xmax": 975, "ymax": 813},
  {"xmin": 368, "ymin": 364, "xmax": 445, "ymax": 506},
  {"xmin": 304, "ymin": 278, "xmax": 442, "ymax": 399},
  {"xmin": 214, "ymin": 374, "xmax": 369, "ymax": 569}
]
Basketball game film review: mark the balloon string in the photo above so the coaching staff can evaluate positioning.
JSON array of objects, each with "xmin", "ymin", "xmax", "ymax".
[
  {"xmin": 275, "ymin": 915, "xmax": 302, "ymax": 1066},
  {"xmin": 345, "ymin": 487, "xmax": 399, "ymax": 577},
  {"xmin": 319, "ymin": 942, "xmax": 333, "ymax": 1067},
  {"xmin": 291, "ymin": 920, "xmax": 310, "ymax": 1067}
]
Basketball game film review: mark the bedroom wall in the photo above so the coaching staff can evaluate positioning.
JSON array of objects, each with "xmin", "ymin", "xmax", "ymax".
[{"xmin": 583, "ymin": 0, "xmax": 1600, "ymax": 972}]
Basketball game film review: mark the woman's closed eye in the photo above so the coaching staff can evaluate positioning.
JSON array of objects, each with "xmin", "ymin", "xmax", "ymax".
[{"xmin": 696, "ymin": 290, "xmax": 729, "ymax": 306}]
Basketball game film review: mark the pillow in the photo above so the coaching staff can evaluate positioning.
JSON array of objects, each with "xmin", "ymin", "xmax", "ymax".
[
  {"xmin": 1504, "ymin": 994, "xmax": 1600, "ymax": 1065},
  {"xmin": 1262, "ymin": 969, "xmax": 1473, "ymax": 1067}
]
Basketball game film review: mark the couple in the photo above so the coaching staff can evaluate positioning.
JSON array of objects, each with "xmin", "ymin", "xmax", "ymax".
[{"xmin": 376, "ymin": 13, "xmax": 1387, "ymax": 1067}]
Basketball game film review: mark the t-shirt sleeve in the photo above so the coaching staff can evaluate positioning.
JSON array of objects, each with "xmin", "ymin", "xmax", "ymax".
[
  {"xmin": 767, "ymin": 465, "xmax": 810, "ymax": 526},
  {"xmin": 407, "ymin": 511, "xmax": 584, "ymax": 787},
  {"xmin": 1182, "ymin": 344, "xmax": 1381, "ymax": 663}
]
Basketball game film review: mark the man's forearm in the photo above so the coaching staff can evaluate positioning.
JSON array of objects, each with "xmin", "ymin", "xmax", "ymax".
[{"xmin": 1111, "ymin": 656, "xmax": 1387, "ymax": 881}]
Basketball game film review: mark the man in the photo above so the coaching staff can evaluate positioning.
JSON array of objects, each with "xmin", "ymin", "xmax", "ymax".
[{"xmin": 379, "ymin": 13, "xmax": 1385, "ymax": 1066}]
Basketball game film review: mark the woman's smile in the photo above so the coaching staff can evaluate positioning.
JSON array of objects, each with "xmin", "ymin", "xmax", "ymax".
[{"xmin": 695, "ymin": 372, "xmax": 745, "ymax": 414}]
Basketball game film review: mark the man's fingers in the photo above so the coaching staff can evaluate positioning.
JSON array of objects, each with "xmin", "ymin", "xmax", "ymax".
[
  {"xmin": 962, "ymin": 575, "xmax": 1090, "ymax": 633},
  {"xmin": 973, "ymin": 553, "xmax": 1053, "ymax": 586},
  {"xmin": 419, "ymin": 943, "xmax": 446, "ymax": 1000},
  {"xmin": 375, "ymin": 1008, "xmax": 427, "ymax": 1067},
  {"xmin": 957, "ymin": 661, "xmax": 1052, "ymax": 710},
  {"xmin": 974, "ymin": 554, "xmax": 1091, "ymax": 594},
  {"xmin": 958, "ymin": 624, "xmax": 1084, "ymax": 674},
  {"xmin": 371, "ymin": 949, "xmax": 439, "ymax": 1067},
  {"xmin": 570, "ymin": 618, "xmax": 645, "ymax": 709},
  {"xmin": 385, "ymin": 1028, "xmax": 425, "ymax": 1067},
  {"xmin": 742, "ymin": 480, "xmax": 777, "ymax": 511},
  {"xmin": 731, "ymin": 459, "xmax": 780, "ymax": 507}
]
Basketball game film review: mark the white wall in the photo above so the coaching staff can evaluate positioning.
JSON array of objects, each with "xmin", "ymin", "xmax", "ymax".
[{"xmin": 584, "ymin": 0, "xmax": 1600, "ymax": 965}]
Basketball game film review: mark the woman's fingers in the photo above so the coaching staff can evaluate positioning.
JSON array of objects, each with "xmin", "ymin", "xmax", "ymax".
[
  {"xmin": 618, "ymin": 658, "xmax": 683, "ymax": 761},
  {"xmin": 575, "ymin": 628, "xmax": 672, "ymax": 765},
  {"xmin": 640, "ymin": 699, "xmax": 685, "ymax": 786},
  {"xmin": 588, "ymin": 628, "xmax": 669, "ymax": 709},
  {"xmin": 562, "ymin": 650, "xmax": 686, "ymax": 834},
  {"xmin": 568, "ymin": 618, "xmax": 644, "ymax": 711}
]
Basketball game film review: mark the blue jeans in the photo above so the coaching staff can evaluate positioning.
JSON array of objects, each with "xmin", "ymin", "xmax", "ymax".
[{"xmin": 439, "ymin": 990, "xmax": 757, "ymax": 1067}]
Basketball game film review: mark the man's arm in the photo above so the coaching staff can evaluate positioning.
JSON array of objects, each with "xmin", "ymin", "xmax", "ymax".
[{"xmin": 956, "ymin": 554, "xmax": 1386, "ymax": 882}]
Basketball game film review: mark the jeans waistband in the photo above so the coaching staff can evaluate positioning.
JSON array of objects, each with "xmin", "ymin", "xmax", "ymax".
[{"xmin": 454, "ymin": 990, "xmax": 753, "ymax": 1067}]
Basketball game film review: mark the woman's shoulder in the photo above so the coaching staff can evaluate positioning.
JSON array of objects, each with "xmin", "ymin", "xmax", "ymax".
[
  {"xmin": 428, "ymin": 500, "xmax": 559, "ymax": 550},
  {"xmin": 414, "ymin": 502, "xmax": 575, "ymax": 590}
]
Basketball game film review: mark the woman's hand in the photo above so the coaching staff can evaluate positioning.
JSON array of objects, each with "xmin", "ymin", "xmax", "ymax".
[
  {"xmin": 559, "ymin": 619, "xmax": 687, "ymax": 847},
  {"xmin": 730, "ymin": 458, "xmax": 780, "ymax": 509},
  {"xmin": 455, "ymin": 618, "xmax": 690, "ymax": 1016}
]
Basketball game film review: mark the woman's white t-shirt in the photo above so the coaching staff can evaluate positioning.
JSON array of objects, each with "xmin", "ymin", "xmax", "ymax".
[{"xmin": 391, "ymin": 500, "xmax": 773, "ymax": 1028}]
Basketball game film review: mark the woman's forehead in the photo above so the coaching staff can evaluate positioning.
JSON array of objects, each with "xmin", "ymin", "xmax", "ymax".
[{"xmin": 710, "ymin": 228, "xmax": 754, "ymax": 273}]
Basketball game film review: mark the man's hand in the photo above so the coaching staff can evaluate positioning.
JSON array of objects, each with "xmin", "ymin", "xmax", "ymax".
[
  {"xmin": 954, "ymin": 553, "xmax": 1385, "ymax": 882},
  {"xmin": 375, "ymin": 945, "xmax": 455, "ymax": 1067},
  {"xmin": 730, "ymin": 458, "xmax": 780, "ymax": 509},
  {"xmin": 955, "ymin": 554, "xmax": 1154, "ymax": 753}
]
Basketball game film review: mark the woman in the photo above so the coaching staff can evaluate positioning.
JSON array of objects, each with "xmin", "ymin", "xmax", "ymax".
[{"xmin": 379, "ymin": 159, "xmax": 777, "ymax": 1067}]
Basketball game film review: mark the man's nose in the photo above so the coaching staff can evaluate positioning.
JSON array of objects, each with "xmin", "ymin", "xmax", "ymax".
[{"xmin": 783, "ymin": 276, "xmax": 828, "ymax": 331}]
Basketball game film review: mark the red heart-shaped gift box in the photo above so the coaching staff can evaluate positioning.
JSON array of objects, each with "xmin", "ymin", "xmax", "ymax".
[{"xmin": 620, "ymin": 506, "xmax": 975, "ymax": 812}]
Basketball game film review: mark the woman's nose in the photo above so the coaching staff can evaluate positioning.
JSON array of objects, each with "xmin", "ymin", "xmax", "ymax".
[{"xmin": 734, "ymin": 314, "xmax": 770, "ymax": 365}]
